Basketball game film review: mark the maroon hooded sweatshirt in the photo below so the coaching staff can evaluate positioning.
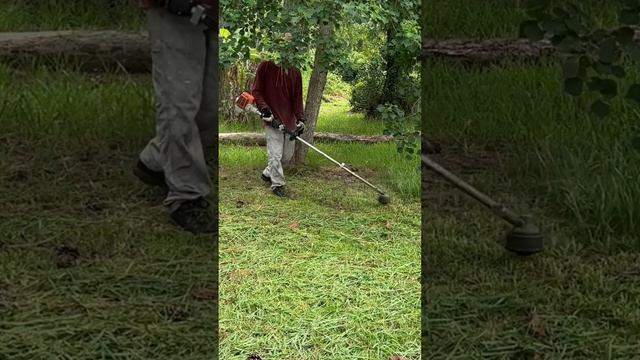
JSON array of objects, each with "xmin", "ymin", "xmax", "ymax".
[{"xmin": 251, "ymin": 60, "xmax": 304, "ymax": 132}]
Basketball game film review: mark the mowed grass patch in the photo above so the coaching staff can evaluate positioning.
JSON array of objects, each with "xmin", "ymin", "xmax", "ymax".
[
  {"xmin": 423, "ymin": 165, "xmax": 640, "ymax": 359},
  {"xmin": 424, "ymin": 61, "xmax": 640, "ymax": 241},
  {"xmin": 0, "ymin": 138, "xmax": 217, "ymax": 359},
  {"xmin": 218, "ymin": 163, "xmax": 421, "ymax": 359}
]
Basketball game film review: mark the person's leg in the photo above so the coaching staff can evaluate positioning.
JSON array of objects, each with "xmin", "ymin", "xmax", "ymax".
[
  {"xmin": 264, "ymin": 126, "xmax": 287, "ymax": 189},
  {"xmin": 139, "ymin": 9, "xmax": 211, "ymax": 213},
  {"xmin": 194, "ymin": 28, "xmax": 218, "ymax": 160},
  {"xmin": 281, "ymin": 134, "xmax": 296, "ymax": 169}
]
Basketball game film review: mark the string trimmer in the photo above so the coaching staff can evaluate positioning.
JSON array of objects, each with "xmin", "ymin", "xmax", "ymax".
[
  {"xmin": 234, "ymin": 91, "xmax": 392, "ymax": 205},
  {"xmin": 422, "ymin": 153, "xmax": 543, "ymax": 255}
]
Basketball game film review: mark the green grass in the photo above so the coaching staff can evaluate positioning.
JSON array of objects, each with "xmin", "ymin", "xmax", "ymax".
[
  {"xmin": 423, "ymin": 149, "xmax": 640, "ymax": 359},
  {"xmin": 220, "ymin": 98, "xmax": 385, "ymax": 135},
  {"xmin": 0, "ymin": 65, "xmax": 155, "ymax": 143},
  {"xmin": 424, "ymin": 61, "xmax": 640, "ymax": 241},
  {"xmin": 423, "ymin": 14, "xmax": 640, "ymax": 356},
  {"xmin": 0, "ymin": 2, "xmax": 144, "ymax": 31},
  {"xmin": 423, "ymin": 0, "xmax": 620, "ymax": 39},
  {"xmin": 0, "ymin": 136, "xmax": 218, "ymax": 359},
  {"xmin": 218, "ymin": 162, "xmax": 420, "ymax": 359},
  {"xmin": 0, "ymin": 62, "xmax": 218, "ymax": 358}
]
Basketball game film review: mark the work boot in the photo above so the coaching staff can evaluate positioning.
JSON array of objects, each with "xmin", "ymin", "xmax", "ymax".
[
  {"xmin": 261, "ymin": 173, "xmax": 271, "ymax": 183},
  {"xmin": 170, "ymin": 197, "xmax": 216, "ymax": 234},
  {"xmin": 133, "ymin": 159, "xmax": 167, "ymax": 189},
  {"xmin": 272, "ymin": 186, "xmax": 286, "ymax": 197}
]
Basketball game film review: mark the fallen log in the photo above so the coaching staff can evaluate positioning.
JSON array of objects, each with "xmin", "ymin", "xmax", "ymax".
[
  {"xmin": 422, "ymin": 32, "xmax": 640, "ymax": 64},
  {"xmin": 0, "ymin": 31, "xmax": 151, "ymax": 73},
  {"xmin": 2, "ymin": 30, "xmax": 633, "ymax": 72},
  {"xmin": 219, "ymin": 132, "xmax": 394, "ymax": 146},
  {"xmin": 421, "ymin": 38, "xmax": 554, "ymax": 65}
]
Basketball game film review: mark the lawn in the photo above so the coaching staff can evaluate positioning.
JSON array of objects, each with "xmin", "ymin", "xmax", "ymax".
[
  {"xmin": 0, "ymin": 64, "xmax": 219, "ymax": 359},
  {"xmin": 423, "ymin": 2, "xmax": 640, "ymax": 358}
]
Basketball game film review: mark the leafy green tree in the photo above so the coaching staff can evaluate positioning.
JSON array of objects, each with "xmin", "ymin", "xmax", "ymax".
[
  {"xmin": 220, "ymin": 0, "xmax": 421, "ymax": 163},
  {"xmin": 520, "ymin": 0, "xmax": 640, "ymax": 119}
]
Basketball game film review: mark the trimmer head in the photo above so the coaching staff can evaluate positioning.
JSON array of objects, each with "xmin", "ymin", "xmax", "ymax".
[
  {"xmin": 505, "ymin": 221, "xmax": 543, "ymax": 256},
  {"xmin": 378, "ymin": 194, "xmax": 391, "ymax": 205}
]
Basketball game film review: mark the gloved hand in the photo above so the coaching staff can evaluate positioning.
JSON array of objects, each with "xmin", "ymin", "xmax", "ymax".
[
  {"xmin": 260, "ymin": 108, "xmax": 273, "ymax": 122},
  {"xmin": 295, "ymin": 120, "xmax": 305, "ymax": 136},
  {"xmin": 270, "ymin": 118, "xmax": 285, "ymax": 132}
]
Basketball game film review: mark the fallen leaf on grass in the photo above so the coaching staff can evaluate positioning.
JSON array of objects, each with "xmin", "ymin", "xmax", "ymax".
[
  {"xmin": 55, "ymin": 245, "xmax": 80, "ymax": 269},
  {"xmin": 527, "ymin": 312, "xmax": 549, "ymax": 338},
  {"xmin": 191, "ymin": 288, "xmax": 217, "ymax": 301},
  {"xmin": 288, "ymin": 223, "xmax": 299, "ymax": 230},
  {"xmin": 162, "ymin": 304, "xmax": 190, "ymax": 322},
  {"xmin": 389, "ymin": 356, "xmax": 408, "ymax": 360},
  {"xmin": 228, "ymin": 269, "xmax": 253, "ymax": 281}
]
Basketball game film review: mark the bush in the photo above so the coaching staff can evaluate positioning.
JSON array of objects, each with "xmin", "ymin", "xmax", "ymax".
[
  {"xmin": 350, "ymin": 62, "xmax": 420, "ymax": 118},
  {"xmin": 349, "ymin": 62, "xmax": 385, "ymax": 116}
]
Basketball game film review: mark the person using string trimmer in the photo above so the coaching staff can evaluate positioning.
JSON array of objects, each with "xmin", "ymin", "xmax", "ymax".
[{"xmin": 251, "ymin": 59, "xmax": 306, "ymax": 197}]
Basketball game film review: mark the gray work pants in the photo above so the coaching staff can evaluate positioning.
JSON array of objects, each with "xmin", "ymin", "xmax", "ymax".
[
  {"xmin": 139, "ymin": 8, "xmax": 217, "ymax": 212},
  {"xmin": 262, "ymin": 126, "xmax": 295, "ymax": 188}
]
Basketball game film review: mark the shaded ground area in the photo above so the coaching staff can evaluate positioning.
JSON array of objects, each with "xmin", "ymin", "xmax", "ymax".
[
  {"xmin": 218, "ymin": 161, "xmax": 421, "ymax": 359},
  {"xmin": 0, "ymin": 136, "xmax": 217, "ymax": 359},
  {"xmin": 422, "ymin": 141, "xmax": 640, "ymax": 359}
]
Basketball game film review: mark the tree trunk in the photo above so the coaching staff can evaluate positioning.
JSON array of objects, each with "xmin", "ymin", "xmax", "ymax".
[
  {"xmin": 292, "ymin": 23, "xmax": 334, "ymax": 165},
  {"xmin": 220, "ymin": 132, "xmax": 394, "ymax": 146},
  {"xmin": 381, "ymin": 23, "xmax": 406, "ymax": 113}
]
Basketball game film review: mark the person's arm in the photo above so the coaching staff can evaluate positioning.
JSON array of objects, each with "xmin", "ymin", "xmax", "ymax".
[
  {"xmin": 292, "ymin": 69, "xmax": 305, "ymax": 122},
  {"xmin": 251, "ymin": 62, "xmax": 270, "ymax": 113}
]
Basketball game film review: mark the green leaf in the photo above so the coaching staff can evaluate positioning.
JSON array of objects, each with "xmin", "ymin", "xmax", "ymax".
[
  {"xmin": 614, "ymin": 27, "xmax": 635, "ymax": 45},
  {"xmin": 562, "ymin": 57, "xmax": 582, "ymax": 78},
  {"xmin": 565, "ymin": 17, "xmax": 588, "ymax": 34},
  {"xmin": 612, "ymin": 65, "xmax": 626, "ymax": 78},
  {"xmin": 598, "ymin": 37, "xmax": 621, "ymax": 64},
  {"xmin": 564, "ymin": 77, "xmax": 583, "ymax": 96},
  {"xmin": 591, "ymin": 29, "xmax": 609, "ymax": 43},
  {"xmin": 219, "ymin": 28, "xmax": 231, "ymax": 39},
  {"xmin": 620, "ymin": 9, "xmax": 640, "ymax": 25},
  {"xmin": 553, "ymin": 7, "xmax": 570, "ymax": 19},
  {"xmin": 628, "ymin": 43, "xmax": 640, "ymax": 61},
  {"xmin": 519, "ymin": 20, "xmax": 544, "ymax": 41},
  {"xmin": 588, "ymin": 77, "xmax": 603, "ymax": 91},
  {"xmin": 524, "ymin": 0, "xmax": 551, "ymax": 17},
  {"xmin": 599, "ymin": 78, "xmax": 618, "ymax": 97},
  {"xmin": 541, "ymin": 19, "xmax": 566, "ymax": 34},
  {"xmin": 623, "ymin": 0, "xmax": 640, "ymax": 9},
  {"xmin": 557, "ymin": 35, "xmax": 581, "ymax": 53},
  {"xmin": 591, "ymin": 100, "xmax": 611, "ymax": 118},
  {"xmin": 625, "ymin": 84, "xmax": 640, "ymax": 102},
  {"xmin": 550, "ymin": 34, "xmax": 565, "ymax": 45},
  {"xmin": 594, "ymin": 62, "xmax": 613, "ymax": 75}
]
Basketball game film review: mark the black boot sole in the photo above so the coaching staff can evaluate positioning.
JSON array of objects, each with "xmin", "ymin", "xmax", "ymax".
[{"xmin": 134, "ymin": 160, "xmax": 167, "ymax": 189}]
